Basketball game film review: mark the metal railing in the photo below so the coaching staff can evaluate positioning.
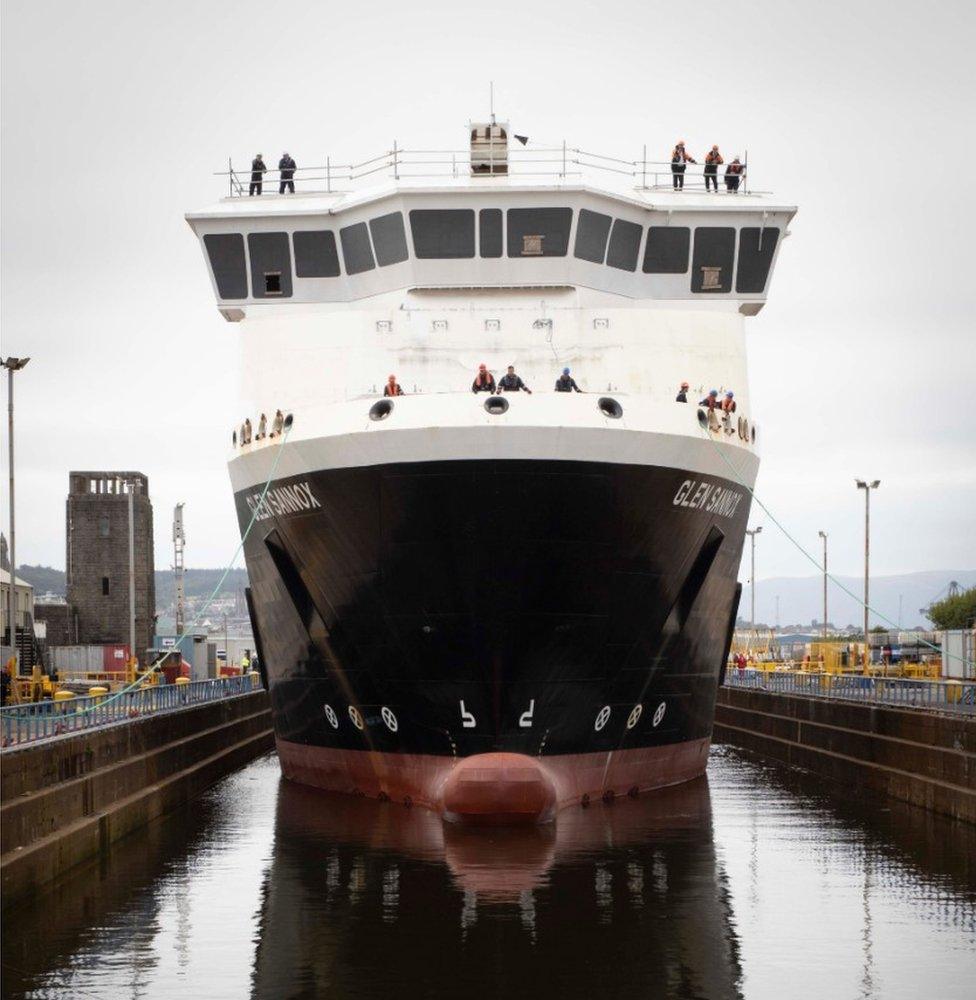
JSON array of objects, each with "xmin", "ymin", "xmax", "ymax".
[
  {"xmin": 218, "ymin": 144, "xmax": 751, "ymax": 198},
  {"xmin": 724, "ymin": 668, "xmax": 976, "ymax": 714},
  {"xmin": 0, "ymin": 675, "xmax": 260, "ymax": 749}
]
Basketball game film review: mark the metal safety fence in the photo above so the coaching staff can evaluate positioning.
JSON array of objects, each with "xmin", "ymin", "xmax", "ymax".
[
  {"xmin": 724, "ymin": 668, "xmax": 976, "ymax": 715},
  {"xmin": 0, "ymin": 675, "xmax": 260, "ymax": 749},
  {"xmin": 218, "ymin": 144, "xmax": 753, "ymax": 198}
]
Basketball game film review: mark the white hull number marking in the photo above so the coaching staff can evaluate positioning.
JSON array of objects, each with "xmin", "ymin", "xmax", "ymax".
[
  {"xmin": 594, "ymin": 706, "xmax": 611, "ymax": 731},
  {"xmin": 626, "ymin": 704, "xmax": 643, "ymax": 729},
  {"xmin": 519, "ymin": 699, "xmax": 535, "ymax": 729},
  {"xmin": 381, "ymin": 707, "xmax": 398, "ymax": 733},
  {"xmin": 653, "ymin": 702, "xmax": 667, "ymax": 727},
  {"xmin": 460, "ymin": 700, "xmax": 477, "ymax": 729},
  {"xmin": 324, "ymin": 704, "xmax": 339, "ymax": 729},
  {"xmin": 348, "ymin": 706, "xmax": 364, "ymax": 730}
]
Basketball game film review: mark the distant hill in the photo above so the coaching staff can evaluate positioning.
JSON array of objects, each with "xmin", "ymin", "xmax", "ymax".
[
  {"xmin": 19, "ymin": 564, "xmax": 973, "ymax": 629},
  {"xmin": 18, "ymin": 565, "xmax": 250, "ymax": 609},
  {"xmin": 15, "ymin": 565, "xmax": 67, "ymax": 596}
]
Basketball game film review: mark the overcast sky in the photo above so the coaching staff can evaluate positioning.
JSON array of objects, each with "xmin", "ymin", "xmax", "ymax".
[{"xmin": 2, "ymin": 0, "xmax": 974, "ymax": 590}]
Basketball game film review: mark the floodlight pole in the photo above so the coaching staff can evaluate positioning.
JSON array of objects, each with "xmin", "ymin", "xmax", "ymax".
[
  {"xmin": 818, "ymin": 531, "xmax": 828, "ymax": 641},
  {"xmin": 856, "ymin": 480, "xmax": 881, "ymax": 674},
  {"xmin": 3, "ymin": 357, "xmax": 30, "ymax": 673},
  {"xmin": 745, "ymin": 526, "xmax": 763, "ymax": 630}
]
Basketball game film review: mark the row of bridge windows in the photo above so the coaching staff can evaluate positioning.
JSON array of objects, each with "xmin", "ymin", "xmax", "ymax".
[{"xmin": 204, "ymin": 208, "xmax": 780, "ymax": 300}]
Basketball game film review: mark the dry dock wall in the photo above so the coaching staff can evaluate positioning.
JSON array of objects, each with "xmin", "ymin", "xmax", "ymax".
[
  {"xmin": 1, "ymin": 690, "xmax": 273, "ymax": 903},
  {"xmin": 714, "ymin": 686, "xmax": 976, "ymax": 824}
]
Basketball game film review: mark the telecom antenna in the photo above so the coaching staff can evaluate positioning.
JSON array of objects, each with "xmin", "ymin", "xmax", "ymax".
[{"xmin": 173, "ymin": 503, "xmax": 186, "ymax": 636}]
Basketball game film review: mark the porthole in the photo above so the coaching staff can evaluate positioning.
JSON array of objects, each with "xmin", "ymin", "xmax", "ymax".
[
  {"xmin": 751, "ymin": 424, "xmax": 757, "ymax": 444},
  {"xmin": 594, "ymin": 705, "xmax": 611, "ymax": 731},
  {"xmin": 652, "ymin": 702, "xmax": 666, "ymax": 727},
  {"xmin": 697, "ymin": 408, "xmax": 708, "ymax": 429},
  {"xmin": 484, "ymin": 395, "xmax": 509, "ymax": 415},
  {"xmin": 283, "ymin": 412, "xmax": 294, "ymax": 431},
  {"xmin": 381, "ymin": 706, "xmax": 398, "ymax": 732},
  {"xmin": 370, "ymin": 399, "xmax": 393, "ymax": 421},
  {"xmin": 232, "ymin": 430, "xmax": 237, "ymax": 447},
  {"xmin": 626, "ymin": 704, "xmax": 643, "ymax": 729},
  {"xmin": 598, "ymin": 397, "xmax": 623, "ymax": 420},
  {"xmin": 737, "ymin": 416, "xmax": 745, "ymax": 440},
  {"xmin": 324, "ymin": 704, "xmax": 339, "ymax": 729},
  {"xmin": 348, "ymin": 705, "xmax": 364, "ymax": 730},
  {"xmin": 741, "ymin": 418, "xmax": 749, "ymax": 442}
]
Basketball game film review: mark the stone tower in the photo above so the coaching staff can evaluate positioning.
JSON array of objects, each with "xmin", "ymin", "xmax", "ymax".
[{"xmin": 66, "ymin": 472, "xmax": 156, "ymax": 655}]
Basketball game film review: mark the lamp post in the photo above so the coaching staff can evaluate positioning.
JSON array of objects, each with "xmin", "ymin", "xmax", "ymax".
[
  {"xmin": 855, "ymin": 480, "xmax": 880, "ymax": 674},
  {"xmin": 3, "ymin": 356, "xmax": 30, "ymax": 672},
  {"xmin": 745, "ymin": 526, "xmax": 763, "ymax": 631},
  {"xmin": 818, "ymin": 531, "xmax": 828, "ymax": 641}
]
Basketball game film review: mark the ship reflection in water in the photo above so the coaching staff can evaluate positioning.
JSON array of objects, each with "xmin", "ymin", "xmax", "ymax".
[
  {"xmin": 254, "ymin": 774, "xmax": 741, "ymax": 1000},
  {"xmin": 3, "ymin": 747, "xmax": 975, "ymax": 1000}
]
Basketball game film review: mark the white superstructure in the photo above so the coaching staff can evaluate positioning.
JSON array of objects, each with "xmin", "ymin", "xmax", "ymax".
[{"xmin": 186, "ymin": 130, "xmax": 795, "ymax": 495}]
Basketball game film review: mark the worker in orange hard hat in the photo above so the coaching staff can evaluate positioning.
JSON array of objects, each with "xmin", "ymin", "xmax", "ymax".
[
  {"xmin": 471, "ymin": 363, "xmax": 496, "ymax": 394},
  {"xmin": 676, "ymin": 381, "xmax": 690, "ymax": 403},
  {"xmin": 383, "ymin": 374, "xmax": 403, "ymax": 397}
]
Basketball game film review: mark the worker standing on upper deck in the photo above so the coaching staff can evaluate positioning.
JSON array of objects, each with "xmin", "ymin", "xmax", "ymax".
[
  {"xmin": 725, "ymin": 157, "xmax": 743, "ymax": 193},
  {"xmin": 704, "ymin": 146, "xmax": 724, "ymax": 192},
  {"xmin": 384, "ymin": 374, "xmax": 404, "ymax": 397},
  {"xmin": 279, "ymin": 152, "xmax": 296, "ymax": 194},
  {"xmin": 676, "ymin": 381, "xmax": 690, "ymax": 402},
  {"xmin": 250, "ymin": 154, "xmax": 267, "ymax": 196},
  {"xmin": 671, "ymin": 141, "xmax": 696, "ymax": 190}
]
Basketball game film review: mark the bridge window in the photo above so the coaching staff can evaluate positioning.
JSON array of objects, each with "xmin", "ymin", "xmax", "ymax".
[
  {"xmin": 203, "ymin": 233, "xmax": 247, "ymax": 300},
  {"xmin": 607, "ymin": 219, "xmax": 642, "ymax": 272},
  {"xmin": 102, "ymin": 576, "xmax": 110, "ymax": 596},
  {"xmin": 507, "ymin": 208, "xmax": 573, "ymax": 257},
  {"xmin": 369, "ymin": 212, "xmax": 409, "ymax": 267},
  {"xmin": 479, "ymin": 209, "xmax": 503, "ymax": 257},
  {"xmin": 691, "ymin": 227, "xmax": 735, "ymax": 293},
  {"xmin": 339, "ymin": 222, "xmax": 376, "ymax": 275},
  {"xmin": 736, "ymin": 227, "xmax": 780, "ymax": 293},
  {"xmin": 409, "ymin": 209, "xmax": 475, "ymax": 258},
  {"xmin": 248, "ymin": 233, "xmax": 292, "ymax": 299},
  {"xmin": 573, "ymin": 209, "xmax": 611, "ymax": 264},
  {"xmin": 293, "ymin": 230, "xmax": 341, "ymax": 278},
  {"xmin": 643, "ymin": 227, "xmax": 690, "ymax": 274}
]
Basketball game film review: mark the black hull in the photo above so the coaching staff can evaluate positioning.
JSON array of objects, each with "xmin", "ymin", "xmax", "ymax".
[{"xmin": 236, "ymin": 458, "xmax": 748, "ymax": 775}]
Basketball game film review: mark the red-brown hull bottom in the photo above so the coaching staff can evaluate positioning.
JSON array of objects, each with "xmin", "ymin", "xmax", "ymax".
[{"xmin": 276, "ymin": 737, "xmax": 712, "ymax": 825}]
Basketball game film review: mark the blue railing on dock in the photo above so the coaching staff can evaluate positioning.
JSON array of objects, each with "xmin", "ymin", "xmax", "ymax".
[
  {"xmin": 725, "ymin": 668, "xmax": 976, "ymax": 714},
  {"xmin": 0, "ymin": 675, "xmax": 261, "ymax": 749}
]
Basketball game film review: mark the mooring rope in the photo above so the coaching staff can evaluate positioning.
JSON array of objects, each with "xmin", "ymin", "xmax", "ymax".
[{"xmin": 697, "ymin": 419, "xmax": 974, "ymax": 672}]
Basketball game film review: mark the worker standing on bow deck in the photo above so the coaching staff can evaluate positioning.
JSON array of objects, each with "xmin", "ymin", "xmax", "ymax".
[
  {"xmin": 497, "ymin": 365, "xmax": 532, "ymax": 393},
  {"xmin": 471, "ymin": 364, "xmax": 496, "ymax": 393}
]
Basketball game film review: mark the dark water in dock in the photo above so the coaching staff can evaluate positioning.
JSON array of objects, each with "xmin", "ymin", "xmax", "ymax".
[{"xmin": 2, "ymin": 745, "xmax": 974, "ymax": 1000}]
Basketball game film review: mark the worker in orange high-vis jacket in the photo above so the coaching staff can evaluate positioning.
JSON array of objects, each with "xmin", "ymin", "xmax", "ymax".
[{"xmin": 704, "ymin": 145, "xmax": 724, "ymax": 191}]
